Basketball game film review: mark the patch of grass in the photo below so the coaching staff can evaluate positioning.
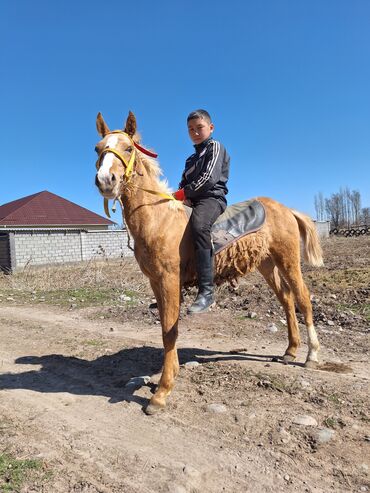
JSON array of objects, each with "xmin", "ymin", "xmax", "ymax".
[
  {"xmin": 36, "ymin": 287, "xmax": 117, "ymax": 306},
  {"xmin": 255, "ymin": 372, "xmax": 289, "ymax": 393},
  {"xmin": 323, "ymin": 416, "xmax": 338, "ymax": 429},
  {"xmin": 337, "ymin": 302, "xmax": 370, "ymax": 322},
  {"xmin": 0, "ymin": 453, "xmax": 44, "ymax": 492},
  {"xmin": 0, "ymin": 259, "xmax": 150, "ymax": 302},
  {"xmin": 308, "ymin": 268, "xmax": 370, "ymax": 290},
  {"xmin": 0, "ymin": 286, "xmax": 143, "ymax": 309},
  {"xmin": 84, "ymin": 339, "xmax": 106, "ymax": 347},
  {"xmin": 323, "ymin": 416, "xmax": 346, "ymax": 429},
  {"xmin": 326, "ymin": 393, "xmax": 342, "ymax": 406}
]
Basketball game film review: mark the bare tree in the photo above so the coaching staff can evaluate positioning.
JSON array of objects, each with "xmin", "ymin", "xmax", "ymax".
[
  {"xmin": 314, "ymin": 194, "xmax": 320, "ymax": 221},
  {"xmin": 350, "ymin": 190, "xmax": 361, "ymax": 225},
  {"xmin": 341, "ymin": 187, "xmax": 351, "ymax": 227},
  {"xmin": 314, "ymin": 192, "xmax": 325, "ymax": 221},
  {"xmin": 315, "ymin": 188, "xmax": 365, "ymax": 227},
  {"xmin": 361, "ymin": 207, "xmax": 370, "ymax": 225},
  {"xmin": 325, "ymin": 193, "xmax": 341, "ymax": 227}
]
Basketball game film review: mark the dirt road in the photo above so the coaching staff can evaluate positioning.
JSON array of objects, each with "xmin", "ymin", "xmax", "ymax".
[{"xmin": 0, "ymin": 301, "xmax": 368, "ymax": 493}]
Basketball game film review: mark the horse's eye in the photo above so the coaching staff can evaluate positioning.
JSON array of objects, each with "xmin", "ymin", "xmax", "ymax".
[
  {"xmin": 95, "ymin": 146, "xmax": 99, "ymax": 153},
  {"xmin": 126, "ymin": 146, "xmax": 133, "ymax": 153}
]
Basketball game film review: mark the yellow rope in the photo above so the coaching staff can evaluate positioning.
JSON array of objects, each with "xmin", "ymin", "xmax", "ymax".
[{"xmin": 99, "ymin": 132, "xmax": 176, "ymax": 218}]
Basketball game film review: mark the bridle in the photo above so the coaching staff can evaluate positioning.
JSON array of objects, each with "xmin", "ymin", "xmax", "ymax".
[
  {"xmin": 96, "ymin": 130, "xmax": 156, "ymax": 182},
  {"xmin": 96, "ymin": 130, "xmax": 175, "ymax": 217}
]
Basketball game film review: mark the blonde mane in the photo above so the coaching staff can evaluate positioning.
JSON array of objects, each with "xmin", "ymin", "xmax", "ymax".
[{"xmin": 136, "ymin": 151, "xmax": 183, "ymax": 211}]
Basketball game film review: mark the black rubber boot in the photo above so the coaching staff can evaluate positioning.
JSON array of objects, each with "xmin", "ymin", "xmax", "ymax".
[{"xmin": 188, "ymin": 249, "xmax": 215, "ymax": 314}]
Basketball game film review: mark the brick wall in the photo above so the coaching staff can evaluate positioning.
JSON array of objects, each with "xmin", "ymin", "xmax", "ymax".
[{"xmin": 12, "ymin": 229, "xmax": 133, "ymax": 269}]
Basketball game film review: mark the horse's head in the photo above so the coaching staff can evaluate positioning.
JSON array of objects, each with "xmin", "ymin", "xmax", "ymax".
[{"xmin": 95, "ymin": 111, "xmax": 138, "ymax": 199}]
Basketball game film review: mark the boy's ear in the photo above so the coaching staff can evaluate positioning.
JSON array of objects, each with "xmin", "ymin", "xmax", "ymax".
[
  {"xmin": 123, "ymin": 111, "xmax": 137, "ymax": 138},
  {"xmin": 96, "ymin": 112, "xmax": 110, "ymax": 137}
]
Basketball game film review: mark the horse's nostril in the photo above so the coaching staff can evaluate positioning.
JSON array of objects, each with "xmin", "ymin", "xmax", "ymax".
[{"xmin": 111, "ymin": 174, "xmax": 116, "ymax": 182}]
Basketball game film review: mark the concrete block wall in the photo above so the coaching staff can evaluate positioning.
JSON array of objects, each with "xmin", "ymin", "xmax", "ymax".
[
  {"xmin": 12, "ymin": 229, "xmax": 133, "ymax": 269},
  {"xmin": 80, "ymin": 231, "xmax": 134, "ymax": 260},
  {"xmin": 315, "ymin": 221, "xmax": 331, "ymax": 239}
]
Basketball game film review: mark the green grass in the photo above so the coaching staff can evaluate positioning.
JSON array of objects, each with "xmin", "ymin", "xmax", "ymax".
[
  {"xmin": 337, "ymin": 302, "xmax": 370, "ymax": 322},
  {"xmin": 0, "ymin": 287, "xmax": 141, "ymax": 309},
  {"xmin": 254, "ymin": 372, "xmax": 289, "ymax": 393},
  {"xmin": 326, "ymin": 393, "xmax": 342, "ymax": 406},
  {"xmin": 0, "ymin": 453, "xmax": 44, "ymax": 492},
  {"xmin": 84, "ymin": 339, "xmax": 106, "ymax": 347},
  {"xmin": 323, "ymin": 417, "xmax": 338, "ymax": 429},
  {"xmin": 307, "ymin": 267, "xmax": 370, "ymax": 290}
]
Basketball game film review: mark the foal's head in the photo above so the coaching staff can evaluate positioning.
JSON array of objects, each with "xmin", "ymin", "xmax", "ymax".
[{"xmin": 95, "ymin": 112, "xmax": 138, "ymax": 199}]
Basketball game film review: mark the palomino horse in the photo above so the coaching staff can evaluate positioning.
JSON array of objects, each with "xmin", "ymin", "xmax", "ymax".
[{"xmin": 94, "ymin": 111, "xmax": 323, "ymax": 415}]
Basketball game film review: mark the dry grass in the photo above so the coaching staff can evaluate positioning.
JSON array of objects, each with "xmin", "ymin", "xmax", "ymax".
[
  {"xmin": 0, "ymin": 257, "xmax": 150, "ymax": 295},
  {"xmin": 306, "ymin": 267, "xmax": 370, "ymax": 290}
]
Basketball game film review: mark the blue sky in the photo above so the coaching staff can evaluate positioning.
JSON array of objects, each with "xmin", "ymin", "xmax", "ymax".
[{"xmin": 1, "ymin": 0, "xmax": 369, "ymax": 221}]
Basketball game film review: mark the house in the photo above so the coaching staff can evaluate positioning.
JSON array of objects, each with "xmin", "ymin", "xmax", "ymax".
[
  {"xmin": 0, "ymin": 190, "xmax": 115, "ymax": 230},
  {"xmin": 0, "ymin": 191, "xmax": 133, "ymax": 271}
]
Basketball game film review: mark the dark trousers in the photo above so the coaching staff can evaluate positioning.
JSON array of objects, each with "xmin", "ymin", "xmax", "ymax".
[{"xmin": 190, "ymin": 198, "xmax": 224, "ymax": 250}]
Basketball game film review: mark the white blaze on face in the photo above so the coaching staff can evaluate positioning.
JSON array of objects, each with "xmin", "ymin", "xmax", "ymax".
[{"xmin": 98, "ymin": 135, "xmax": 118, "ymax": 181}]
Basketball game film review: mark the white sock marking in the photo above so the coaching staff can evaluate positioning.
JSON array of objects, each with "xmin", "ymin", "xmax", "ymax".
[{"xmin": 307, "ymin": 324, "xmax": 320, "ymax": 361}]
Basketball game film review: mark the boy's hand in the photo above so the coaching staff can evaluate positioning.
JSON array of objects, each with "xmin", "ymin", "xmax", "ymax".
[{"xmin": 173, "ymin": 188, "xmax": 185, "ymax": 201}]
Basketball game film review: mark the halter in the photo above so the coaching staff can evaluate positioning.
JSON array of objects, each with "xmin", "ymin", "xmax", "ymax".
[
  {"xmin": 97, "ymin": 131, "xmax": 140, "ymax": 182},
  {"xmin": 97, "ymin": 130, "xmax": 175, "ymax": 218}
]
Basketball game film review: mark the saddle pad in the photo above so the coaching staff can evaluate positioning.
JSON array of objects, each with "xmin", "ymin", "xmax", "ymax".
[
  {"xmin": 183, "ymin": 199, "xmax": 266, "ymax": 254},
  {"xmin": 211, "ymin": 199, "xmax": 266, "ymax": 254}
]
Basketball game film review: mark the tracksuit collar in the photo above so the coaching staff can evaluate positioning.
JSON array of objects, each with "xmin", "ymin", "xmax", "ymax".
[{"xmin": 194, "ymin": 137, "xmax": 213, "ymax": 153}]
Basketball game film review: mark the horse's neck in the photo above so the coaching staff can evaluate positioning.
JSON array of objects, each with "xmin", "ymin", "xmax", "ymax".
[{"xmin": 120, "ymin": 168, "xmax": 175, "ymax": 246}]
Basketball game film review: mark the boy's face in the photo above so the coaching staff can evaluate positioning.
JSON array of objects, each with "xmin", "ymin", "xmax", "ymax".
[{"xmin": 187, "ymin": 117, "xmax": 214, "ymax": 145}]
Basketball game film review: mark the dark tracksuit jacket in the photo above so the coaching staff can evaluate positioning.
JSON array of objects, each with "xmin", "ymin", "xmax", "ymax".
[
  {"xmin": 179, "ymin": 137, "xmax": 230, "ymax": 250},
  {"xmin": 179, "ymin": 137, "xmax": 230, "ymax": 209}
]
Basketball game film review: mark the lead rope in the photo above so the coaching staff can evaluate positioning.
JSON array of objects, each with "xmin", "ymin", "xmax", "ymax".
[{"xmin": 117, "ymin": 196, "xmax": 135, "ymax": 253}]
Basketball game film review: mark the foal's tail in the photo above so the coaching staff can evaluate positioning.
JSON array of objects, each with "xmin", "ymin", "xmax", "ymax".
[{"xmin": 291, "ymin": 210, "xmax": 324, "ymax": 267}]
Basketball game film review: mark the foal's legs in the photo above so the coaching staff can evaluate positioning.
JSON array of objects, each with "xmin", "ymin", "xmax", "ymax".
[
  {"xmin": 274, "ymin": 253, "xmax": 320, "ymax": 368},
  {"xmin": 258, "ymin": 257, "xmax": 301, "ymax": 361},
  {"xmin": 146, "ymin": 275, "xmax": 181, "ymax": 414}
]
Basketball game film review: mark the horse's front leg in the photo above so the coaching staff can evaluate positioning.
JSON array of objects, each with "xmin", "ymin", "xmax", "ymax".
[{"xmin": 146, "ymin": 275, "xmax": 180, "ymax": 415}]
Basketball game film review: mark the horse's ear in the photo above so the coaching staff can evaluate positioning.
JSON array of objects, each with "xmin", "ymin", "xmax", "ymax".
[
  {"xmin": 123, "ymin": 111, "xmax": 137, "ymax": 138},
  {"xmin": 96, "ymin": 112, "xmax": 110, "ymax": 137}
]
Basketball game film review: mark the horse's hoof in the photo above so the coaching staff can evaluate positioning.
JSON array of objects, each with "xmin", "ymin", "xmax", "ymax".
[
  {"xmin": 144, "ymin": 403, "xmax": 165, "ymax": 415},
  {"xmin": 283, "ymin": 354, "xmax": 296, "ymax": 364},
  {"xmin": 145, "ymin": 395, "xmax": 166, "ymax": 415},
  {"xmin": 304, "ymin": 360, "xmax": 319, "ymax": 369}
]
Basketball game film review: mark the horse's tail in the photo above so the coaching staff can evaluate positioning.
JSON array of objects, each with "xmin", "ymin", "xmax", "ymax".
[{"xmin": 291, "ymin": 210, "xmax": 324, "ymax": 267}]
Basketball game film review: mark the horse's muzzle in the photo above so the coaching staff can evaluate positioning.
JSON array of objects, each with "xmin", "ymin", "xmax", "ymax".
[{"xmin": 95, "ymin": 173, "xmax": 117, "ymax": 198}]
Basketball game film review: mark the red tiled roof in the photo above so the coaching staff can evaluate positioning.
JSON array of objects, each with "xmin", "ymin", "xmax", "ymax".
[{"xmin": 0, "ymin": 191, "xmax": 115, "ymax": 226}]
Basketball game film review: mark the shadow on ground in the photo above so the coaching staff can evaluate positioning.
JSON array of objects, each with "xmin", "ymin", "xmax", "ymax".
[{"xmin": 0, "ymin": 346, "xmax": 291, "ymax": 407}]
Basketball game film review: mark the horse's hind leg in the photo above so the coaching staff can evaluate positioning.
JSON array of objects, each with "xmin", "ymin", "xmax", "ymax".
[
  {"xmin": 258, "ymin": 257, "xmax": 301, "ymax": 362},
  {"xmin": 275, "ymin": 256, "xmax": 320, "ymax": 368}
]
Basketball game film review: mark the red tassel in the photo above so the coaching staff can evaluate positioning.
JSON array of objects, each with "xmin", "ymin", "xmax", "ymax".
[{"xmin": 134, "ymin": 142, "xmax": 158, "ymax": 158}]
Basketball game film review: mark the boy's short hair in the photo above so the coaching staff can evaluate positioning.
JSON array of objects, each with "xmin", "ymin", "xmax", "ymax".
[{"xmin": 187, "ymin": 109, "xmax": 212, "ymax": 124}]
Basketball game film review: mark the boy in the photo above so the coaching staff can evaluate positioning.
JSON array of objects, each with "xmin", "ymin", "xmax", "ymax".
[{"xmin": 173, "ymin": 109, "xmax": 230, "ymax": 314}]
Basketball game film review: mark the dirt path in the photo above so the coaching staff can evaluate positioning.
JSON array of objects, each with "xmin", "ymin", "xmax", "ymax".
[{"xmin": 0, "ymin": 302, "xmax": 369, "ymax": 492}]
